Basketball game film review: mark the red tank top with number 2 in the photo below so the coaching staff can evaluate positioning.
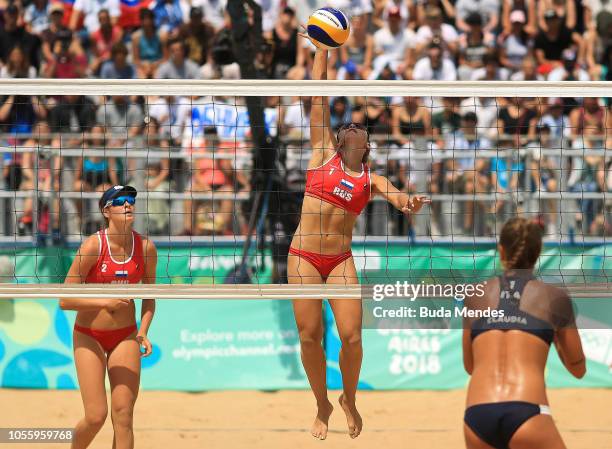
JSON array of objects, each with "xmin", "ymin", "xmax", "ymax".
[{"xmin": 85, "ymin": 229, "xmax": 145, "ymax": 284}]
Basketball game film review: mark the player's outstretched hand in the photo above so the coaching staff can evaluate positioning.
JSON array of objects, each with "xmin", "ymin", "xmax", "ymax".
[
  {"xmin": 401, "ymin": 196, "xmax": 431, "ymax": 215},
  {"xmin": 298, "ymin": 24, "xmax": 321, "ymax": 49},
  {"xmin": 298, "ymin": 24, "xmax": 311, "ymax": 42}
]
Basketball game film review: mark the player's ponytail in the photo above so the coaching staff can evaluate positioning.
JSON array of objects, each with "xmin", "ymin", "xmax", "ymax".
[{"xmin": 499, "ymin": 217, "xmax": 543, "ymax": 270}]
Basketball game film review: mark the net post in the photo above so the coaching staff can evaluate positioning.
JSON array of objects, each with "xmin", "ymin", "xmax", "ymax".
[
  {"xmin": 525, "ymin": 143, "xmax": 534, "ymax": 222},
  {"xmin": 563, "ymin": 136, "xmax": 575, "ymax": 241},
  {"xmin": 33, "ymin": 143, "xmax": 40, "ymax": 245},
  {"xmin": 48, "ymin": 144, "xmax": 58, "ymax": 246}
]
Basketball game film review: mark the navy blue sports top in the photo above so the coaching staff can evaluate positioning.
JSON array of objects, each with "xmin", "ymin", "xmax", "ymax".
[{"xmin": 471, "ymin": 274, "xmax": 555, "ymax": 345}]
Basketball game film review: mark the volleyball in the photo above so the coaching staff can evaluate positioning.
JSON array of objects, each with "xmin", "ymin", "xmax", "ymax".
[{"xmin": 307, "ymin": 7, "xmax": 350, "ymax": 49}]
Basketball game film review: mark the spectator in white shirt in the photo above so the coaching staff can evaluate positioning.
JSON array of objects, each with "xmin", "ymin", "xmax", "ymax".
[
  {"xmin": 147, "ymin": 96, "xmax": 192, "ymax": 142},
  {"xmin": 255, "ymin": 0, "xmax": 282, "ymax": 36},
  {"xmin": 412, "ymin": 42, "xmax": 457, "ymax": 80},
  {"xmin": 373, "ymin": 0, "xmax": 415, "ymax": 29},
  {"xmin": 285, "ymin": 0, "xmax": 324, "ymax": 26},
  {"xmin": 24, "ymin": 0, "xmax": 51, "ymax": 35},
  {"xmin": 70, "ymin": 0, "xmax": 120, "ymax": 34},
  {"xmin": 415, "ymin": 6, "xmax": 458, "ymax": 58},
  {"xmin": 286, "ymin": 0, "xmax": 373, "ymax": 28},
  {"xmin": 499, "ymin": 10, "xmax": 535, "ymax": 74},
  {"xmin": 191, "ymin": 0, "xmax": 227, "ymax": 30},
  {"xmin": 547, "ymin": 47, "xmax": 591, "ymax": 80},
  {"xmin": 510, "ymin": 56, "xmax": 545, "ymax": 80},
  {"xmin": 470, "ymin": 51, "xmax": 511, "ymax": 80},
  {"xmin": 329, "ymin": 0, "xmax": 373, "ymax": 16},
  {"xmin": 582, "ymin": 0, "xmax": 609, "ymax": 30},
  {"xmin": 457, "ymin": 12, "xmax": 495, "ymax": 80},
  {"xmin": 282, "ymin": 96, "xmax": 311, "ymax": 140},
  {"xmin": 445, "ymin": 111, "xmax": 491, "ymax": 232},
  {"xmin": 372, "ymin": 5, "xmax": 417, "ymax": 78},
  {"xmin": 539, "ymin": 98, "xmax": 571, "ymax": 141},
  {"xmin": 455, "ymin": 0, "xmax": 500, "ymax": 33},
  {"xmin": 460, "ymin": 97, "xmax": 498, "ymax": 139}
]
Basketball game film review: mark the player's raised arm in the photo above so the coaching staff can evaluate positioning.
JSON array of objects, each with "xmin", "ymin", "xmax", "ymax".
[
  {"xmin": 370, "ymin": 173, "xmax": 431, "ymax": 214},
  {"xmin": 307, "ymin": 47, "xmax": 337, "ymax": 168}
]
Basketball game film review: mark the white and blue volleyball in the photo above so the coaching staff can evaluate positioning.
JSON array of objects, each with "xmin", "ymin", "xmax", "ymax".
[{"xmin": 307, "ymin": 8, "xmax": 350, "ymax": 50}]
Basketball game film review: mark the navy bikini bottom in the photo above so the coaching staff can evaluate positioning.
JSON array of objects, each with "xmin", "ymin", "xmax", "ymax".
[{"xmin": 464, "ymin": 401, "xmax": 551, "ymax": 449}]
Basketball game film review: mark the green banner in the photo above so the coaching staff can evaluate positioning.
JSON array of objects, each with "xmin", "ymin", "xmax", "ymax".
[
  {"xmin": 0, "ymin": 246, "xmax": 309, "ymax": 390},
  {"xmin": 325, "ymin": 246, "xmax": 612, "ymax": 390},
  {"xmin": 0, "ymin": 244, "xmax": 610, "ymax": 390}
]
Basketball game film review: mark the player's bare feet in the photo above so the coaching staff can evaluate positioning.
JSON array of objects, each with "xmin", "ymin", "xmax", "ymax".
[
  {"xmin": 311, "ymin": 400, "xmax": 333, "ymax": 440},
  {"xmin": 339, "ymin": 393, "xmax": 362, "ymax": 438}
]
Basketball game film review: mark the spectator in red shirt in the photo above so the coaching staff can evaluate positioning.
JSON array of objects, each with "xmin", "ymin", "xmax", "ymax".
[
  {"xmin": 89, "ymin": 9, "xmax": 123, "ymax": 76},
  {"xmin": 42, "ymin": 29, "xmax": 87, "ymax": 78}
]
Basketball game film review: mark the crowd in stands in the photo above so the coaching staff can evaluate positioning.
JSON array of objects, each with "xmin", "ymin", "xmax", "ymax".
[{"xmin": 0, "ymin": 0, "xmax": 610, "ymax": 240}]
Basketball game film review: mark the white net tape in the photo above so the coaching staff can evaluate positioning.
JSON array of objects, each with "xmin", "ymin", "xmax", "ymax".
[
  {"xmin": 0, "ymin": 79, "xmax": 609, "ymax": 97},
  {"xmin": 0, "ymin": 283, "xmax": 362, "ymax": 299}
]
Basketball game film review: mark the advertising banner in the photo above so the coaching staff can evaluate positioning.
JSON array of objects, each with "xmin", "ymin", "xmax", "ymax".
[{"xmin": 0, "ymin": 244, "xmax": 610, "ymax": 390}]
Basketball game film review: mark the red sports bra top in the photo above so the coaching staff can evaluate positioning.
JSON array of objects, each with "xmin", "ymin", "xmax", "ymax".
[
  {"xmin": 304, "ymin": 152, "xmax": 371, "ymax": 216},
  {"xmin": 85, "ymin": 229, "xmax": 145, "ymax": 284}
]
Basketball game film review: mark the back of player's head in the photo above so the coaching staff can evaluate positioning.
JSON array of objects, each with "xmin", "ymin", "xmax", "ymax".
[{"xmin": 499, "ymin": 217, "xmax": 543, "ymax": 270}]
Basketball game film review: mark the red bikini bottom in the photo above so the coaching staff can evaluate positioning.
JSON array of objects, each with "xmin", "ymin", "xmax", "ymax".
[
  {"xmin": 289, "ymin": 247, "xmax": 352, "ymax": 280},
  {"xmin": 74, "ymin": 324, "xmax": 137, "ymax": 353}
]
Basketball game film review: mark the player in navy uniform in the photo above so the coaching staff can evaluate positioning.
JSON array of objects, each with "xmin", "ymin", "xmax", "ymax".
[{"xmin": 462, "ymin": 217, "xmax": 585, "ymax": 449}]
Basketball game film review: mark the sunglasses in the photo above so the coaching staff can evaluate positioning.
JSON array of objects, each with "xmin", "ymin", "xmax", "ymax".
[
  {"xmin": 339, "ymin": 122, "xmax": 367, "ymax": 132},
  {"xmin": 337, "ymin": 122, "xmax": 369, "ymax": 144},
  {"xmin": 106, "ymin": 195, "xmax": 136, "ymax": 208}
]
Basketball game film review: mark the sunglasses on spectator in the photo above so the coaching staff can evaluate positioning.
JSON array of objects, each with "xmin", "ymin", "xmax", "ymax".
[{"xmin": 106, "ymin": 196, "xmax": 136, "ymax": 208}]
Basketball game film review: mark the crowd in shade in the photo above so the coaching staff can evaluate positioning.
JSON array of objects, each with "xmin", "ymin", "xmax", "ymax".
[{"xmin": 0, "ymin": 0, "xmax": 611, "ymax": 240}]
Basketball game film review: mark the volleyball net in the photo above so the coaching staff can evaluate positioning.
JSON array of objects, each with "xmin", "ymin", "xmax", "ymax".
[{"xmin": 0, "ymin": 80, "xmax": 611, "ymax": 296}]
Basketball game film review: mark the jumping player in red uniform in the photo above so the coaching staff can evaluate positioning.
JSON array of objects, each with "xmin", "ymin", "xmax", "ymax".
[
  {"xmin": 60, "ymin": 185, "xmax": 158, "ymax": 449},
  {"xmin": 288, "ymin": 44, "xmax": 430, "ymax": 440}
]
